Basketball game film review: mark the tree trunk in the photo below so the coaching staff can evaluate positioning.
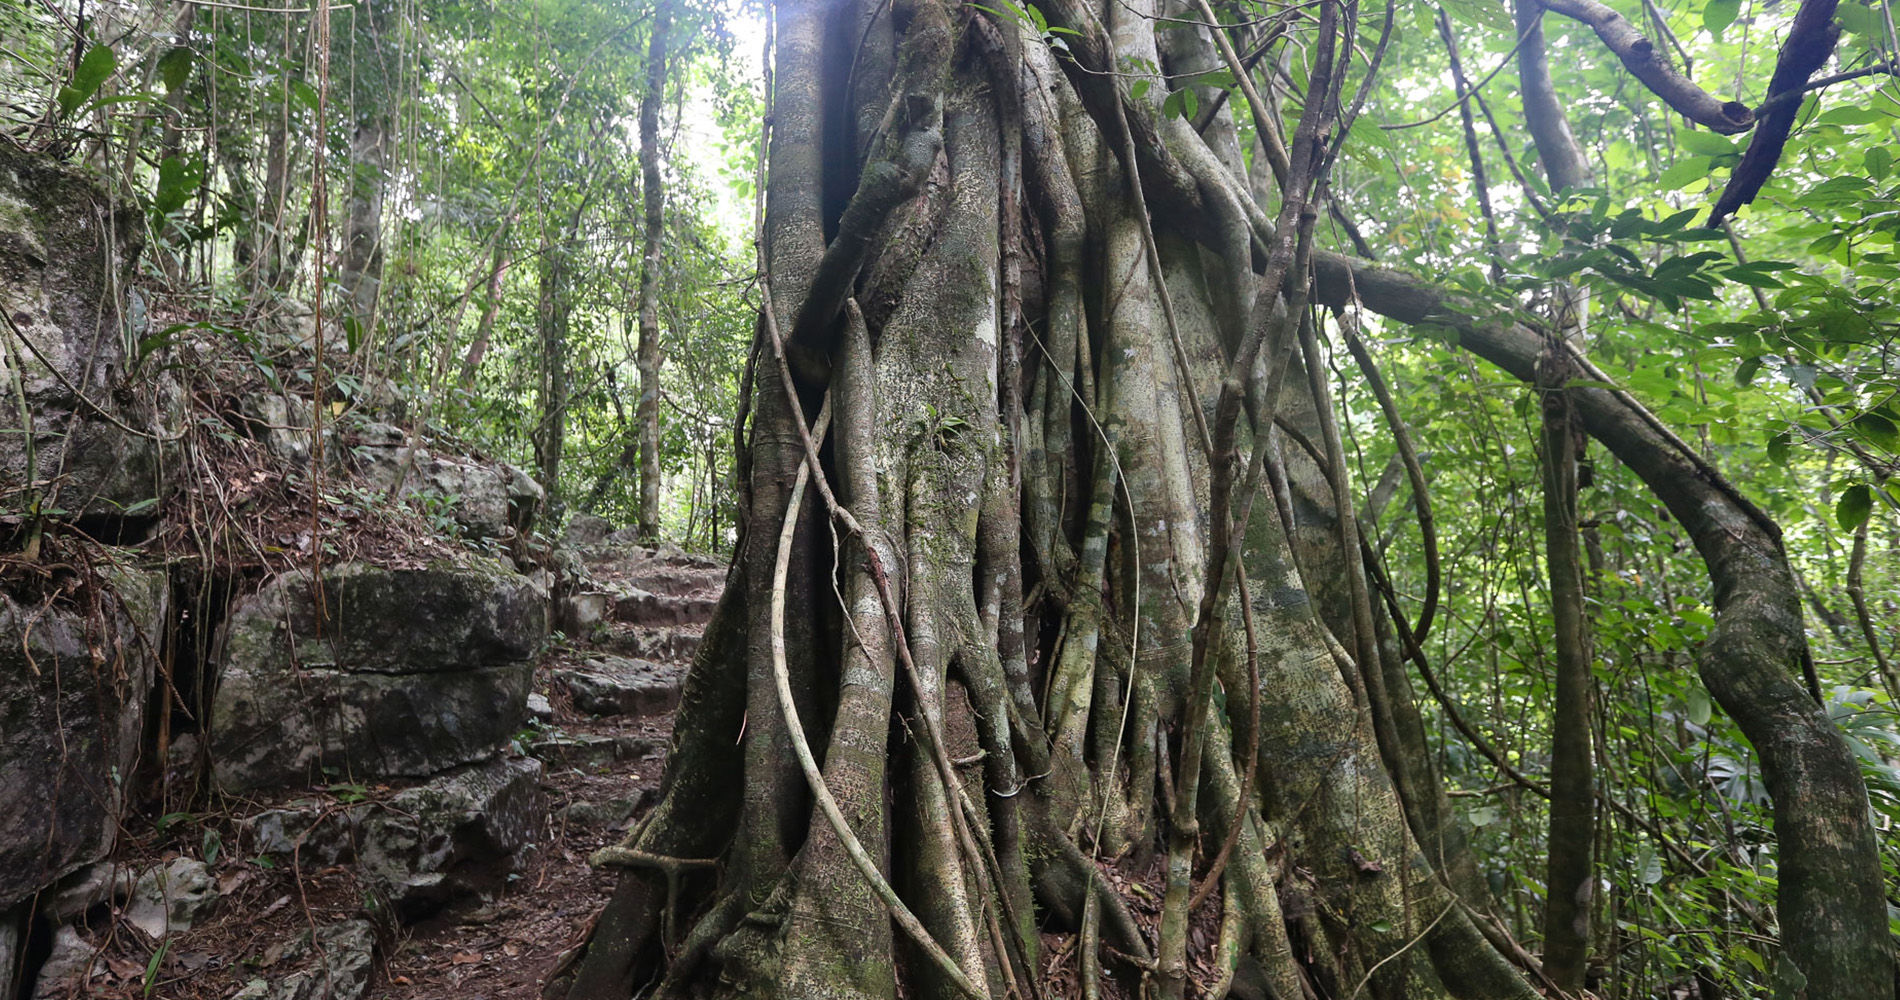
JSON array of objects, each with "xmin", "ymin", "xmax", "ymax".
[
  {"xmin": 1538, "ymin": 350, "xmax": 1594, "ymax": 991},
  {"xmin": 460, "ymin": 221, "xmax": 512, "ymax": 388},
  {"xmin": 635, "ymin": 0, "xmax": 673, "ymax": 541},
  {"xmin": 342, "ymin": 116, "xmax": 388, "ymax": 337},
  {"xmin": 549, "ymin": 0, "xmax": 1895, "ymax": 996},
  {"xmin": 534, "ymin": 228, "xmax": 572, "ymax": 503}
]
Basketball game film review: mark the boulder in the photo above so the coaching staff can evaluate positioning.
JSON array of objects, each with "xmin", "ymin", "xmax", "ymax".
[
  {"xmin": 556, "ymin": 656, "xmax": 683, "ymax": 717},
  {"xmin": 610, "ymin": 588, "xmax": 718, "ymax": 628},
  {"xmin": 210, "ymin": 557, "xmax": 546, "ymax": 790},
  {"xmin": 358, "ymin": 756, "xmax": 544, "ymax": 921},
  {"xmin": 44, "ymin": 858, "xmax": 219, "ymax": 940},
  {"xmin": 0, "ymin": 144, "xmax": 165, "ymax": 519},
  {"xmin": 243, "ymin": 802, "xmax": 370, "ymax": 868},
  {"xmin": 556, "ymin": 591, "xmax": 609, "ymax": 635},
  {"xmin": 562, "ymin": 514, "xmax": 615, "ymax": 547},
  {"xmin": 0, "ymin": 566, "xmax": 164, "ymax": 910},
  {"xmin": 236, "ymin": 392, "xmax": 312, "ymax": 465},
  {"xmin": 560, "ymin": 792, "xmax": 651, "ymax": 830},
  {"xmin": 527, "ymin": 733, "xmax": 661, "ymax": 771},
  {"xmin": 30, "ymin": 926, "xmax": 99, "ymax": 1000},
  {"xmin": 348, "ymin": 422, "xmax": 543, "ymax": 539}
]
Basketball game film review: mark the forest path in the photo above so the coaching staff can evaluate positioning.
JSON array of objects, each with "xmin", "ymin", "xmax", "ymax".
[{"xmin": 379, "ymin": 546, "xmax": 723, "ymax": 1000}]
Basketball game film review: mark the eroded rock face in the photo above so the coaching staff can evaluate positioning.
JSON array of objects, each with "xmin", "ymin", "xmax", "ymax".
[
  {"xmin": 0, "ymin": 144, "xmax": 163, "ymax": 518},
  {"xmin": 358, "ymin": 756, "xmax": 544, "ymax": 921},
  {"xmin": 0, "ymin": 567, "xmax": 164, "ymax": 911},
  {"xmin": 347, "ymin": 422, "xmax": 543, "ymax": 539},
  {"xmin": 210, "ymin": 557, "xmax": 546, "ymax": 790}
]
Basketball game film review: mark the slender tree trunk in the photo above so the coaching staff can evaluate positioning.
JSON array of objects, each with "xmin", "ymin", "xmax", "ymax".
[
  {"xmin": 342, "ymin": 116, "xmax": 388, "ymax": 337},
  {"xmin": 1538, "ymin": 348, "xmax": 1595, "ymax": 990},
  {"xmin": 634, "ymin": 0, "xmax": 673, "ymax": 541},
  {"xmin": 535, "ymin": 229, "xmax": 572, "ymax": 503},
  {"xmin": 460, "ymin": 222, "xmax": 512, "ymax": 388}
]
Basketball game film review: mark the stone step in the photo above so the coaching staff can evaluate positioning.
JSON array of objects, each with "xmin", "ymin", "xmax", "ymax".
[
  {"xmin": 596, "ymin": 626, "xmax": 701, "ymax": 664},
  {"xmin": 555, "ymin": 656, "xmax": 683, "ymax": 717},
  {"xmin": 610, "ymin": 588, "xmax": 718, "ymax": 628}
]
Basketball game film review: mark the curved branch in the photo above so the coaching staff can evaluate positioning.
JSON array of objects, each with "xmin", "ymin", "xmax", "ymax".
[
  {"xmin": 1541, "ymin": 0, "xmax": 1755, "ymax": 133},
  {"xmin": 1313, "ymin": 250, "xmax": 1894, "ymax": 1000}
]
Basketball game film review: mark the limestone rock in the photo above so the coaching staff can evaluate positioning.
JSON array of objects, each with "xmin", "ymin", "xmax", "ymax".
[
  {"xmin": 560, "ymin": 792, "xmax": 651, "ymax": 830},
  {"xmin": 358, "ymin": 756, "xmax": 544, "ymax": 922},
  {"xmin": 610, "ymin": 587, "xmax": 717, "ymax": 628},
  {"xmin": 122, "ymin": 858, "xmax": 217, "ymax": 937},
  {"xmin": 212, "ymin": 660, "xmax": 533, "ymax": 791},
  {"xmin": 0, "ymin": 567, "xmax": 163, "ymax": 910},
  {"xmin": 210, "ymin": 557, "xmax": 545, "ymax": 791},
  {"xmin": 556, "ymin": 656, "xmax": 683, "ymax": 717},
  {"xmin": 237, "ymin": 392, "xmax": 311, "ymax": 465},
  {"xmin": 243, "ymin": 802, "xmax": 370, "ymax": 868},
  {"xmin": 562, "ymin": 514, "xmax": 615, "ymax": 547},
  {"xmin": 0, "ymin": 144, "xmax": 166, "ymax": 518},
  {"xmin": 526, "ymin": 692, "xmax": 555, "ymax": 721},
  {"xmin": 527, "ymin": 733, "xmax": 660, "ymax": 771},
  {"xmin": 30, "ymin": 926, "xmax": 99, "ymax": 1000},
  {"xmin": 556, "ymin": 591, "xmax": 609, "ymax": 636},
  {"xmin": 598, "ymin": 626, "xmax": 700, "ymax": 663},
  {"xmin": 37, "ymin": 857, "xmax": 218, "ymax": 939},
  {"xmin": 348, "ymin": 423, "xmax": 543, "ymax": 539},
  {"xmin": 260, "ymin": 920, "xmax": 375, "ymax": 1000}
]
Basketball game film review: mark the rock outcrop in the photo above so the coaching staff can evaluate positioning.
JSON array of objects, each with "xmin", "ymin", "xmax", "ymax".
[
  {"xmin": 0, "ymin": 144, "xmax": 164, "ymax": 520},
  {"xmin": 0, "ymin": 567, "xmax": 164, "ymax": 911},
  {"xmin": 210, "ymin": 556, "xmax": 546, "ymax": 790}
]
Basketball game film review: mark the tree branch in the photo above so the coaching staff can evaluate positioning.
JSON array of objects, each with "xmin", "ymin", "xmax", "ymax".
[{"xmin": 1541, "ymin": 0, "xmax": 1755, "ymax": 133}]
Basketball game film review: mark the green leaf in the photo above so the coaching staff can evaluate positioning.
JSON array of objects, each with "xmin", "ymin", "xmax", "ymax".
[
  {"xmin": 157, "ymin": 46, "xmax": 194, "ymax": 93},
  {"xmin": 1854, "ymin": 411, "xmax": 1899, "ymax": 449},
  {"xmin": 1867, "ymin": 145, "xmax": 1893, "ymax": 181},
  {"xmin": 1774, "ymin": 955, "xmax": 1808, "ymax": 1000},
  {"xmin": 291, "ymin": 78, "xmax": 320, "ymax": 111},
  {"xmin": 1638, "ymin": 847, "xmax": 1663, "ymax": 884},
  {"xmin": 1703, "ymin": 0, "xmax": 1741, "ymax": 37},
  {"xmin": 1688, "ymin": 687, "xmax": 1713, "ymax": 726},
  {"xmin": 1836, "ymin": 1, "xmax": 1884, "ymax": 34},
  {"xmin": 1838, "ymin": 483, "xmax": 1874, "ymax": 531},
  {"xmin": 1767, "ymin": 430, "xmax": 1791, "ymax": 465},
  {"xmin": 57, "ymin": 44, "xmax": 118, "ymax": 116},
  {"xmin": 1677, "ymin": 129, "xmax": 1739, "ymax": 158},
  {"xmin": 1660, "ymin": 157, "xmax": 1715, "ymax": 190},
  {"xmin": 1468, "ymin": 804, "xmax": 1499, "ymax": 827},
  {"xmin": 1818, "ymin": 105, "xmax": 1892, "ymax": 125},
  {"xmin": 1441, "ymin": 0, "xmax": 1512, "ymax": 32},
  {"xmin": 154, "ymin": 156, "xmax": 201, "ymax": 216}
]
